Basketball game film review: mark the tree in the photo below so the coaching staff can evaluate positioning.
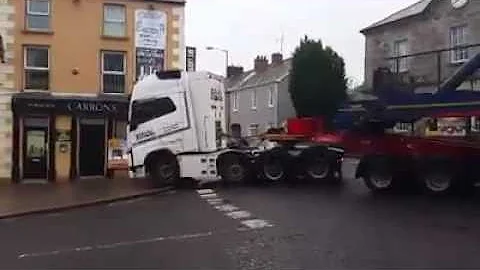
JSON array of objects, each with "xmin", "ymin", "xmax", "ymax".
[{"xmin": 288, "ymin": 35, "xmax": 347, "ymax": 126}]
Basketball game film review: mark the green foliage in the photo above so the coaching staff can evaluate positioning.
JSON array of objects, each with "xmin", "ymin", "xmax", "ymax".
[{"xmin": 288, "ymin": 35, "xmax": 348, "ymax": 124}]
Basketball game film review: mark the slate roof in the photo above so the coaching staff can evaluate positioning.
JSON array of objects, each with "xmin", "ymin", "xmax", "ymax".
[
  {"xmin": 360, "ymin": 0, "xmax": 433, "ymax": 33},
  {"xmin": 226, "ymin": 59, "xmax": 292, "ymax": 92}
]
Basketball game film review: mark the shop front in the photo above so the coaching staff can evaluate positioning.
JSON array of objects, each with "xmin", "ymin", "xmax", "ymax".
[{"xmin": 11, "ymin": 92, "xmax": 129, "ymax": 183}]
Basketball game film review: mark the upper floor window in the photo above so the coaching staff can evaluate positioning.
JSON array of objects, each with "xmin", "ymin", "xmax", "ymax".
[
  {"xmin": 26, "ymin": 0, "xmax": 51, "ymax": 31},
  {"xmin": 450, "ymin": 25, "xmax": 468, "ymax": 63},
  {"xmin": 103, "ymin": 4, "xmax": 126, "ymax": 37},
  {"xmin": 251, "ymin": 90, "xmax": 257, "ymax": 110},
  {"xmin": 268, "ymin": 87, "xmax": 274, "ymax": 108},
  {"xmin": 232, "ymin": 91, "xmax": 239, "ymax": 112},
  {"xmin": 24, "ymin": 46, "xmax": 49, "ymax": 90},
  {"xmin": 102, "ymin": 51, "xmax": 126, "ymax": 93},
  {"xmin": 392, "ymin": 39, "xmax": 408, "ymax": 72}
]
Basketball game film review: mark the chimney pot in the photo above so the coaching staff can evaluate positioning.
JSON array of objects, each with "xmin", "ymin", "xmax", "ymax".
[
  {"xmin": 271, "ymin": 53, "xmax": 283, "ymax": 65},
  {"xmin": 254, "ymin": 55, "xmax": 268, "ymax": 73}
]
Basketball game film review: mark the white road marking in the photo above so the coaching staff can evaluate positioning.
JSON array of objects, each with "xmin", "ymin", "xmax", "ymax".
[
  {"xmin": 241, "ymin": 219, "xmax": 274, "ymax": 229},
  {"xmin": 214, "ymin": 204, "xmax": 240, "ymax": 212},
  {"xmin": 18, "ymin": 231, "xmax": 214, "ymax": 259},
  {"xmin": 196, "ymin": 189, "xmax": 215, "ymax": 195},
  {"xmin": 200, "ymin": 193, "xmax": 218, "ymax": 199},
  {"xmin": 225, "ymin": 210, "xmax": 252, "ymax": 220},
  {"xmin": 206, "ymin": 198, "xmax": 223, "ymax": 205}
]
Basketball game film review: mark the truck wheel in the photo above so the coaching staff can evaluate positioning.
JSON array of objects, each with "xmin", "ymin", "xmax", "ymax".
[
  {"xmin": 258, "ymin": 148, "xmax": 289, "ymax": 183},
  {"xmin": 219, "ymin": 154, "xmax": 250, "ymax": 184},
  {"xmin": 300, "ymin": 147, "xmax": 331, "ymax": 182},
  {"xmin": 363, "ymin": 157, "xmax": 394, "ymax": 192},
  {"xmin": 148, "ymin": 154, "xmax": 180, "ymax": 187}
]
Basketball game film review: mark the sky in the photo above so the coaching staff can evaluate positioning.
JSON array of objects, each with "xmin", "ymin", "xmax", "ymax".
[{"xmin": 185, "ymin": 0, "xmax": 419, "ymax": 85}]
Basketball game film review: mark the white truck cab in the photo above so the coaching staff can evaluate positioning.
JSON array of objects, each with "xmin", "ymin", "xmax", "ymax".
[{"xmin": 127, "ymin": 70, "xmax": 252, "ymax": 186}]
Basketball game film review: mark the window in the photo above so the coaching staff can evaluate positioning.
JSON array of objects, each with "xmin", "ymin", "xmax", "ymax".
[
  {"xmin": 392, "ymin": 39, "xmax": 408, "ymax": 72},
  {"xmin": 24, "ymin": 46, "xmax": 49, "ymax": 90},
  {"xmin": 248, "ymin": 124, "xmax": 259, "ymax": 136},
  {"xmin": 114, "ymin": 121, "xmax": 127, "ymax": 139},
  {"xmin": 251, "ymin": 90, "xmax": 257, "ymax": 110},
  {"xmin": 471, "ymin": 117, "xmax": 480, "ymax": 132},
  {"xmin": 26, "ymin": 0, "xmax": 50, "ymax": 31},
  {"xmin": 268, "ymin": 87, "xmax": 274, "ymax": 108},
  {"xmin": 130, "ymin": 97, "xmax": 177, "ymax": 131},
  {"xmin": 232, "ymin": 91, "xmax": 239, "ymax": 112},
  {"xmin": 450, "ymin": 25, "xmax": 468, "ymax": 63},
  {"xmin": 102, "ymin": 51, "xmax": 126, "ymax": 93},
  {"xmin": 103, "ymin": 4, "xmax": 126, "ymax": 37},
  {"xmin": 393, "ymin": 122, "xmax": 412, "ymax": 133}
]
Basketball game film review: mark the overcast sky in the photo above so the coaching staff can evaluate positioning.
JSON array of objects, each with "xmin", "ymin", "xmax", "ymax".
[{"xmin": 185, "ymin": 0, "xmax": 419, "ymax": 84}]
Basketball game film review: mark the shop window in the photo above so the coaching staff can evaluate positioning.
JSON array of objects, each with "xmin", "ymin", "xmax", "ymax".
[
  {"xmin": 130, "ymin": 97, "xmax": 176, "ymax": 130},
  {"xmin": 103, "ymin": 4, "xmax": 126, "ymax": 37},
  {"xmin": 102, "ymin": 51, "xmax": 126, "ymax": 93},
  {"xmin": 24, "ymin": 46, "xmax": 49, "ymax": 90},
  {"xmin": 26, "ymin": 0, "xmax": 50, "ymax": 31},
  {"xmin": 114, "ymin": 121, "xmax": 127, "ymax": 139}
]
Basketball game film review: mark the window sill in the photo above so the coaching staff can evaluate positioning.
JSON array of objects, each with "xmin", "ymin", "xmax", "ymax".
[
  {"xmin": 251, "ymin": 107, "xmax": 257, "ymax": 111},
  {"xmin": 22, "ymin": 89, "xmax": 49, "ymax": 92},
  {"xmin": 102, "ymin": 92, "xmax": 126, "ymax": 95},
  {"xmin": 101, "ymin": 35, "xmax": 129, "ymax": 41},
  {"xmin": 449, "ymin": 60, "xmax": 468, "ymax": 66},
  {"xmin": 22, "ymin": 29, "xmax": 54, "ymax": 35}
]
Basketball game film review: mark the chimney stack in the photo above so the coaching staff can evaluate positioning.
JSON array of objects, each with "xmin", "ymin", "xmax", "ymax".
[
  {"xmin": 271, "ymin": 53, "xmax": 283, "ymax": 65},
  {"xmin": 227, "ymin": 65, "xmax": 244, "ymax": 78},
  {"xmin": 254, "ymin": 56, "xmax": 268, "ymax": 73}
]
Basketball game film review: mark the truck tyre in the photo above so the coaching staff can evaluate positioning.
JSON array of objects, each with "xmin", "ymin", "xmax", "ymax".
[
  {"xmin": 300, "ymin": 147, "xmax": 331, "ymax": 182},
  {"xmin": 363, "ymin": 156, "xmax": 395, "ymax": 193},
  {"xmin": 219, "ymin": 153, "xmax": 251, "ymax": 185},
  {"xmin": 417, "ymin": 159, "xmax": 455, "ymax": 195},
  {"xmin": 258, "ymin": 148, "xmax": 290, "ymax": 183},
  {"xmin": 148, "ymin": 153, "xmax": 180, "ymax": 188}
]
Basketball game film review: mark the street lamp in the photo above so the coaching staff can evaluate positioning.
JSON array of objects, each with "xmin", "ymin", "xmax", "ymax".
[{"xmin": 206, "ymin": 46, "xmax": 229, "ymax": 77}]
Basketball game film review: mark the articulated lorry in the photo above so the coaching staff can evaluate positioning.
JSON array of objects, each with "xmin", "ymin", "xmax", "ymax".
[{"xmin": 126, "ymin": 70, "xmax": 343, "ymax": 187}]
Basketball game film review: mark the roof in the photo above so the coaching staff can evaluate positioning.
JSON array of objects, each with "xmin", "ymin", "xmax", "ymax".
[
  {"xmin": 360, "ymin": 0, "xmax": 433, "ymax": 33},
  {"xmin": 226, "ymin": 58, "xmax": 292, "ymax": 92}
]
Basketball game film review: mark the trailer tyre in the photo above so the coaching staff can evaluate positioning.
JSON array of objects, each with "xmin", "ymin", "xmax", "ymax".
[
  {"xmin": 417, "ymin": 159, "xmax": 455, "ymax": 195},
  {"xmin": 363, "ymin": 156, "xmax": 395, "ymax": 192},
  {"xmin": 147, "ymin": 153, "xmax": 180, "ymax": 188},
  {"xmin": 218, "ymin": 153, "xmax": 251, "ymax": 184},
  {"xmin": 300, "ymin": 147, "xmax": 331, "ymax": 182},
  {"xmin": 258, "ymin": 148, "xmax": 290, "ymax": 183}
]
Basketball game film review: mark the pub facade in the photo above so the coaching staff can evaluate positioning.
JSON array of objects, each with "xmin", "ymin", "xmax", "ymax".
[{"xmin": 7, "ymin": 0, "xmax": 186, "ymax": 184}]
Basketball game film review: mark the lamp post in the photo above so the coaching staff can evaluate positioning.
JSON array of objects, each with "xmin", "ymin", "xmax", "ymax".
[{"xmin": 206, "ymin": 46, "xmax": 229, "ymax": 77}]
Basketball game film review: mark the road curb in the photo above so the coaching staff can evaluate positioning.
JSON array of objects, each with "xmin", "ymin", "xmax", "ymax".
[{"xmin": 0, "ymin": 186, "xmax": 174, "ymax": 220}]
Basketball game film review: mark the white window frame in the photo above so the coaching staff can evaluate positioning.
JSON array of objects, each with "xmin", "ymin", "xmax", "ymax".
[
  {"xmin": 251, "ymin": 90, "xmax": 257, "ymax": 110},
  {"xmin": 232, "ymin": 91, "xmax": 239, "ymax": 112},
  {"xmin": 248, "ymin": 123, "xmax": 259, "ymax": 136},
  {"xmin": 450, "ymin": 25, "xmax": 469, "ymax": 64},
  {"xmin": 101, "ymin": 51, "xmax": 126, "ymax": 94},
  {"xmin": 268, "ymin": 87, "xmax": 274, "ymax": 108},
  {"xmin": 24, "ymin": 46, "xmax": 49, "ymax": 90},
  {"xmin": 26, "ymin": 0, "xmax": 50, "ymax": 30},
  {"xmin": 103, "ymin": 4, "xmax": 126, "ymax": 37},
  {"xmin": 393, "ymin": 39, "xmax": 408, "ymax": 73}
]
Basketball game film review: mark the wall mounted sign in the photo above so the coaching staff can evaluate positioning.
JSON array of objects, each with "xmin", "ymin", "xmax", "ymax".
[
  {"xmin": 186, "ymin": 46, "xmax": 196, "ymax": 72},
  {"xmin": 56, "ymin": 130, "xmax": 71, "ymax": 142},
  {"xmin": 135, "ymin": 9, "xmax": 167, "ymax": 81}
]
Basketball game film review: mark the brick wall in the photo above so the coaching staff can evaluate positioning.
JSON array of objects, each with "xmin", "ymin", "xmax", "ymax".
[{"xmin": 0, "ymin": 0, "xmax": 15, "ymax": 180}]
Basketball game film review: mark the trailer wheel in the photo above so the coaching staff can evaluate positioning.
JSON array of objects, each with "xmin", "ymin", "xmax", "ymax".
[
  {"xmin": 218, "ymin": 154, "xmax": 250, "ymax": 184},
  {"xmin": 300, "ymin": 147, "xmax": 331, "ymax": 182},
  {"xmin": 363, "ymin": 157, "xmax": 394, "ymax": 192},
  {"xmin": 258, "ymin": 148, "xmax": 289, "ymax": 183},
  {"xmin": 417, "ymin": 160, "xmax": 455, "ymax": 195},
  {"xmin": 147, "ymin": 153, "xmax": 180, "ymax": 188}
]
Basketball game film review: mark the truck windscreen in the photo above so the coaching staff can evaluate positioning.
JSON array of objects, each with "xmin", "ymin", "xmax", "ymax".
[{"xmin": 130, "ymin": 97, "xmax": 177, "ymax": 131}]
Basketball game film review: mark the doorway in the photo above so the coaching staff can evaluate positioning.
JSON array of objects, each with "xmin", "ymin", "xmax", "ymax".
[
  {"xmin": 78, "ymin": 118, "xmax": 106, "ymax": 177},
  {"xmin": 22, "ymin": 118, "xmax": 49, "ymax": 180}
]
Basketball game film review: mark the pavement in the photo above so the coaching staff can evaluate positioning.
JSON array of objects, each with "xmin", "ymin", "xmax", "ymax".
[
  {"xmin": 0, "ymin": 176, "xmax": 172, "ymax": 219},
  {"xmin": 3, "ymin": 158, "xmax": 480, "ymax": 268}
]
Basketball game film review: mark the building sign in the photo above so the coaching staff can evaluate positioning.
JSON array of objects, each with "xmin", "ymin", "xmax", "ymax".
[
  {"xmin": 107, "ymin": 138, "xmax": 129, "ymax": 170},
  {"xmin": 12, "ymin": 94, "xmax": 129, "ymax": 120},
  {"xmin": 186, "ymin": 46, "xmax": 196, "ymax": 72},
  {"xmin": 135, "ymin": 9, "xmax": 167, "ymax": 81}
]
